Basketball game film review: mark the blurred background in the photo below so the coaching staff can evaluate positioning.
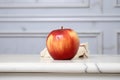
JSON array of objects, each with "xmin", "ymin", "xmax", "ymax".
[{"xmin": 0, "ymin": 0, "xmax": 120, "ymax": 55}]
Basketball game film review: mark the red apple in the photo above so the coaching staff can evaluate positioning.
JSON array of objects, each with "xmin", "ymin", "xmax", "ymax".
[{"xmin": 46, "ymin": 26, "xmax": 80, "ymax": 60}]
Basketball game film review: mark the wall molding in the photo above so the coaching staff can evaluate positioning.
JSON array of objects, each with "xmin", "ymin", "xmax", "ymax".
[
  {"xmin": 0, "ymin": 0, "xmax": 90, "ymax": 8},
  {"xmin": 116, "ymin": 31, "xmax": 120, "ymax": 54},
  {"xmin": 0, "ymin": 31, "xmax": 103, "ymax": 54},
  {"xmin": 0, "ymin": 14, "xmax": 120, "ymax": 22},
  {"xmin": 0, "ymin": 32, "xmax": 48, "ymax": 38},
  {"xmin": 115, "ymin": 0, "xmax": 120, "ymax": 8},
  {"xmin": 77, "ymin": 32, "xmax": 103, "ymax": 54}
]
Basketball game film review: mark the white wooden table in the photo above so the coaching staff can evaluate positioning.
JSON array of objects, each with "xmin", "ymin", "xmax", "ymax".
[{"xmin": 0, "ymin": 55, "xmax": 120, "ymax": 80}]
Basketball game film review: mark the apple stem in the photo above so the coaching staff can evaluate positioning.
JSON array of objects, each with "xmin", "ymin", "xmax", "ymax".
[{"xmin": 61, "ymin": 26, "xmax": 63, "ymax": 29}]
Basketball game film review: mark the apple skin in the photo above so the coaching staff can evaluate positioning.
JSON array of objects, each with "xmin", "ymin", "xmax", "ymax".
[{"xmin": 46, "ymin": 27, "xmax": 80, "ymax": 60}]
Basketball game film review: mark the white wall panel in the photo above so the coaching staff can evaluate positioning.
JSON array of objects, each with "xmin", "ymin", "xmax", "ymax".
[
  {"xmin": 0, "ymin": 0, "xmax": 90, "ymax": 8},
  {"xmin": 0, "ymin": 0, "xmax": 120, "ymax": 55},
  {"xmin": 118, "ymin": 34, "xmax": 120, "ymax": 54},
  {"xmin": 116, "ymin": 32, "xmax": 120, "ymax": 54},
  {"xmin": 103, "ymin": 0, "xmax": 120, "ymax": 14},
  {"xmin": 115, "ymin": 0, "xmax": 120, "ymax": 7},
  {"xmin": 0, "ymin": 32, "xmax": 47, "ymax": 54},
  {"xmin": 0, "ymin": 0, "xmax": 35, "ymax": 3},
  {"xmin": 0, "ymin": 32, "xmax": 102, "ymax": 55},
  {"xmin": 0, "ymin": 0, "xmax": 101, "ymax": 15}
]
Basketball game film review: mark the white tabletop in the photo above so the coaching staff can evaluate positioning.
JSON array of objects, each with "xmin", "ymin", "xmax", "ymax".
[{"xmin": 0, "ymin": 55, "xmax": 120, "ymax": 73}]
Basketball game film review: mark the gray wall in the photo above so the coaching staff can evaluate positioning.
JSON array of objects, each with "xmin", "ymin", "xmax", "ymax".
[{"xmin": 0, "ymin": 0, "xmax": 120, "ymax": 55}]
